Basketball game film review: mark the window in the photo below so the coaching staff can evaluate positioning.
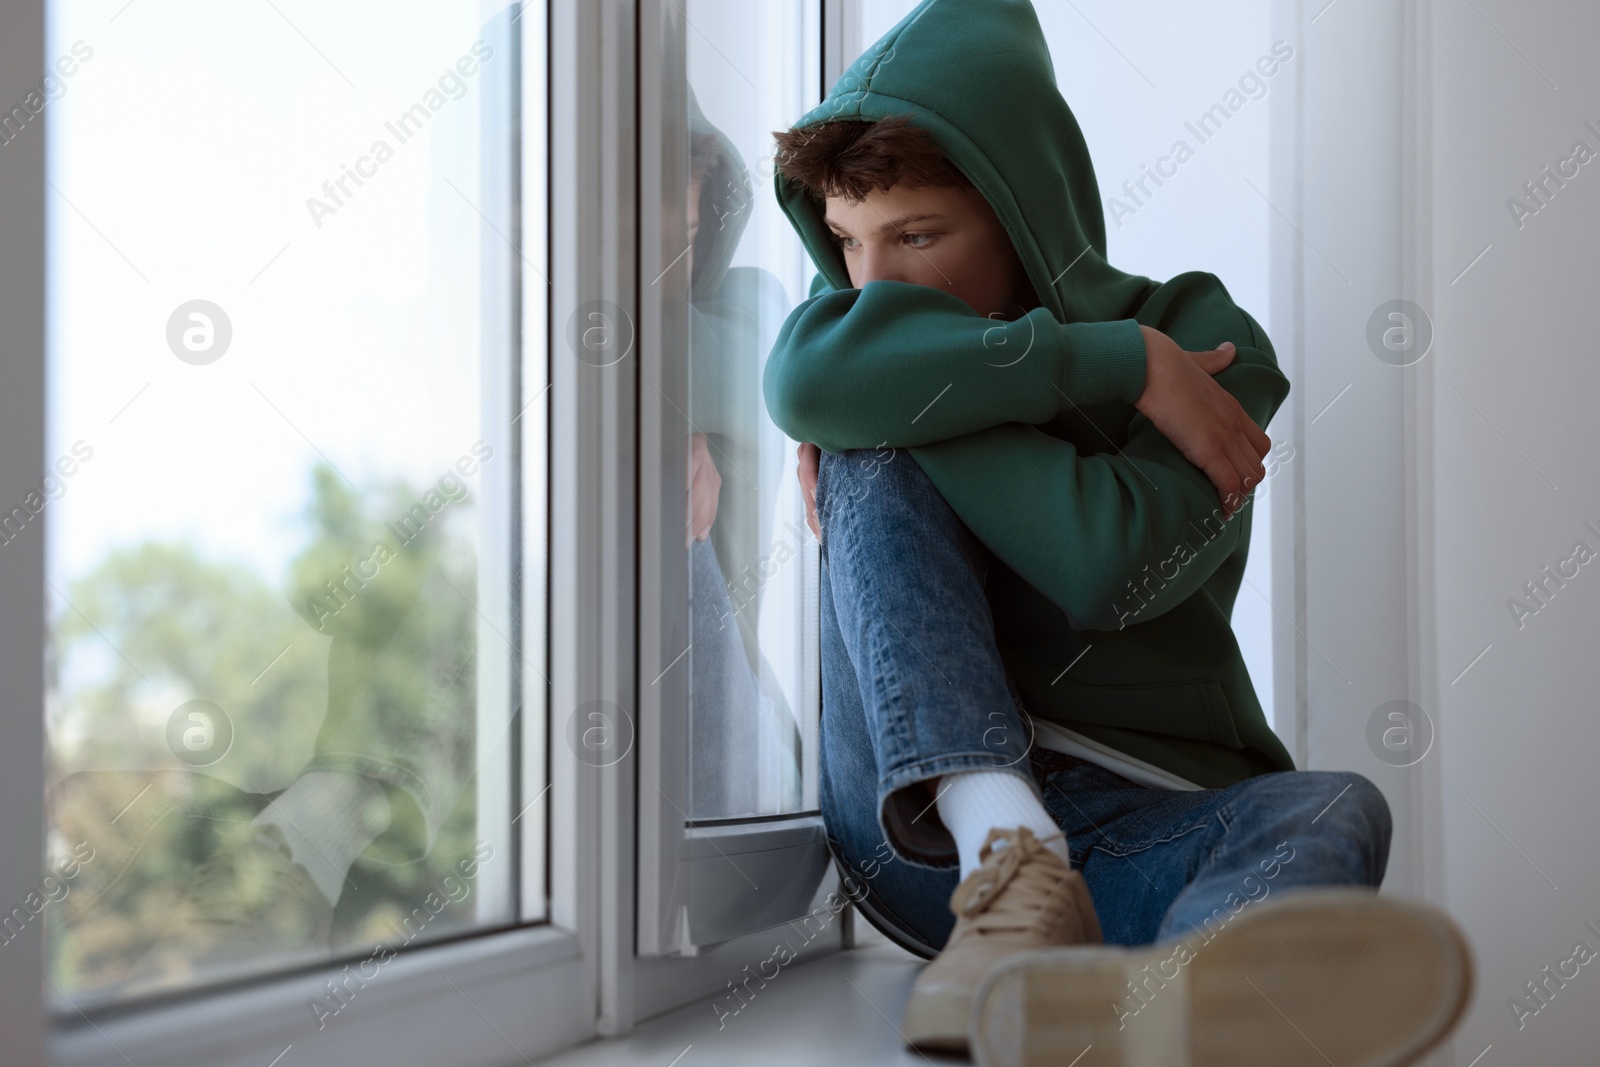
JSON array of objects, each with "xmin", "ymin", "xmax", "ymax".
[
  {"xmin": 681, "ymin": 0, "xmax": 822, "ymax": 825},
  {"xmin": 3, "ymin": 1, "xmax": 853, "ymax": 1062},
  {"xmin": 634, "ymin": 0, "xmax": 835, "ymax": 960},
  {"xmin": 38, "ymin": 0, "xmax": 540, "ymax": 1022}
]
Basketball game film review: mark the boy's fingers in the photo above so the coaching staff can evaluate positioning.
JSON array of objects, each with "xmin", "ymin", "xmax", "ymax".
[
  {"xmin": 795, "ymin": 442, "xmax": 821, "ymax": 539},
  {"xmin": 1221, "ymin": 438, "xmax": 1264, "ymax": 517},
  {"xmin": 1249, "ymin": 421, "xmax": 1271, "ymax": 458},
  {"xmin": 1195, "ymin": 435, "xmax": 1245, "ymax": 519},
  {"xmin": 1218, "ymin": 468, "xmax": 1248, "ymax": 518},
  {"xmin": 1240, "ymin": 416, "xmax": 1269, "ymax": 479},
  {"xmin": 1228, "ymin": 448, "xmax": 1262, "ymax": 511},
  {"xmin": 1191, "ymin": 342, "xmax": 1237, "ymax": 376},
  {"xmin": 1226, "ymin": 420, "xmax": 1265, "ymax": 482},
  {"xmin": 1202, "ymin": 457, "xmax": 1240, "ymax": 518},
  {"xmin": 1219, "ymin": 394, "xmax": 1269, "ymax": 473}
]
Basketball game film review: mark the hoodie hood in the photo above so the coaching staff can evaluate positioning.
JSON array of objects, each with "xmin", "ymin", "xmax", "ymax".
[
  {"xmin": 774, "ymin": 0, "xmax": 1151, "ymax": 325},
  {"xmin": 688, "ymin": 83, "xmax": 754, "ymax": 302}
]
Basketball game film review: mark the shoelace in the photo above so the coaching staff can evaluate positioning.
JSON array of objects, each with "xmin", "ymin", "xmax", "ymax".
[{"xmin": 949, "ymin": 828, "xmax": 1073, "ymax": 937}]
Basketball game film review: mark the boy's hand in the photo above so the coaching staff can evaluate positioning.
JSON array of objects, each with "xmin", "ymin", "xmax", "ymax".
[
  {"xmin": 1135, "ymin": 326, "xmax": 1270, "ymax": 518},
  {"xmin": 798, "ymin": 442, "xmax": 820, "ymax": 539},
  {"xmin": 688, "ymin": 431, "xmax": 721, "ymax": 547}
]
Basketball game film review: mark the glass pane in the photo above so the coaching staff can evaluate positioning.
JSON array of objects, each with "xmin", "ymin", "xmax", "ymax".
[
  {"xmin": 683, "ymin": 0, "xmax": 821, "ymax": 820},
  {"xmin": 41, "ymin": 0, "xmax": 538, "ymax": 1006}
]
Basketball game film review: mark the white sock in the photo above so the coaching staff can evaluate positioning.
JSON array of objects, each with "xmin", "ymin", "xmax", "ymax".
[
  {"xmin": 934, "ymin": 769, "xmax": 1071, "ymax": 881},
  {"xmin": 253, "ymin": 771, "xmax": 392, "ymax": 908}
]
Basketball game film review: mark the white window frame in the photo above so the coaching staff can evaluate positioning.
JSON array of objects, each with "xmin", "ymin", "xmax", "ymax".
[
  {"xmin": 600, "ymin": 0, "xmax": 855, "ymax": 1033},
  {"xmin": 633, "ymin": 0, "xmax": 837, "ymax": 965},
  {"xmin": 1, "ymin": 2, "xmax": 606, "ymax": 1065},
  {"xmin": 0, "ymin": 1, "xmax": 50, "ymax": 1060},
  {"xmin": 1263, "ymin": 0, "xmax": 1434, "ymax": 902}
]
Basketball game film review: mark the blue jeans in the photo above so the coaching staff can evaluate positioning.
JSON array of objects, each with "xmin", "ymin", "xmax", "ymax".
[
  {"xmin": 814, "ymin": 447, "xmax": 1392, "ymax": 956},
  {"xmin": 688, "ymin": 536, "xmax": 802, "ymax": 819}
]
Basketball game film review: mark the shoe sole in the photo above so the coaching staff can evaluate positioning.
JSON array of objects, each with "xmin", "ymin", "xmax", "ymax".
[
  {"xmin": 903, "ymin": 981, "xmax": 976, "ymax": 1053},
  {"xmin": 969, "ymin": 888, "xmax": 1473, "ymax": 1067}
]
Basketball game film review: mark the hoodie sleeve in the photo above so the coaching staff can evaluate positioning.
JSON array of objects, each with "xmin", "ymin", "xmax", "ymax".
[
  {"xmin": 763, "ymin": 279, "xmax": 1147, "ymax": 453},
  {"xmin": 689, "ymin": 267, "xmax": 788, "ymax": 443},
  {"xmin": 906, "ymin": 302, "xmax": 1288, "ymax": 631}
]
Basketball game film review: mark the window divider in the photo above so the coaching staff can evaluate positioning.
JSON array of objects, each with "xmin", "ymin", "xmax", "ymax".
[{"xmin": 0, "ymin": 0, "xmax": 50, "ymax": 1062}]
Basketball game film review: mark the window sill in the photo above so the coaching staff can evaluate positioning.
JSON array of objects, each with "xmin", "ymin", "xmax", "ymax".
[
  {"xmin": 547, "ymin": 938, "xmax": 930, "ymax": 1067},
  {"xmin": 49, "ymin": 925, "xmax": 588, "ymax": 1067}
]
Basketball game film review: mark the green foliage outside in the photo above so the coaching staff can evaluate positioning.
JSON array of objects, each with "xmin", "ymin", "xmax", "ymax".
[{"xmin": 44, "ymin": 462, "xmax": 497, "ymax": 1000}]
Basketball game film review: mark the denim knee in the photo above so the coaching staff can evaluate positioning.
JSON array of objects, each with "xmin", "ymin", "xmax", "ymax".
[
  {"xmin": 1304, "ymin": 769, "xmax": 1392, "ymax": 886},
  {"xmin": 1318, "ymin": 770, "xmax": 1390, "ymax": 833},
  {"xmin": 1343, "ymin": 770, "xmax": 1392, "ymax": 859},
  {"xmin": 815, "ymin": 446, "xmax": 990, "ymax": 573},
  {"xmin": 814, "ymin": 446, "xmax": 921, "ymax": 526}
]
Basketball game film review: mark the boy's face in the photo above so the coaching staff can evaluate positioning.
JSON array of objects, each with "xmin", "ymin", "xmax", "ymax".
[
  {"xmin": 823, "ymin": 181, "xmax": 1037, "ymax": 320},
  {"xmin": 686, "ymin": 171, "xmax": 703, "ymax": 280}
]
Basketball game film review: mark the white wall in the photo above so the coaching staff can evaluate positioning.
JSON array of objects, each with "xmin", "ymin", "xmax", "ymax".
[
  {"xmin": 1425, "ymin": 1, "xmax": 1600, "ymax": 1061},
  {"xmin": 1284, "ymin": 0, "xmax": 1600, "ymax": 1062}
]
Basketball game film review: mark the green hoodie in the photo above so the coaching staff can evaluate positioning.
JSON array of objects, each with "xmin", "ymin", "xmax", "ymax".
[{"xmin": 763, "ymin": 0, "xmax": 1295, "ymax": 789}]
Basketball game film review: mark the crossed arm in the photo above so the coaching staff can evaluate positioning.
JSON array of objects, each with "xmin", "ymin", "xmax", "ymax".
[{"xmin": 764, "ymin": 278, "xmax": 1288, "ymax": 630}]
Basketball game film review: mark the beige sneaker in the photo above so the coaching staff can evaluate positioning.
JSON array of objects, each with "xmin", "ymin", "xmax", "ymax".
[
  {"xmin": 969, "ymin": 887, "xmax": 1474, "ymax": 1067},
  {"xmin": 901, "ymin": 825, "xmax": 1102, "ymax": 1053}
]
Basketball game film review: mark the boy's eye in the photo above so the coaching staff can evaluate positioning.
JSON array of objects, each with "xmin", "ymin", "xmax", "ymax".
[{"xmin": 830, "ymin": 232, "xmax": 936, "ymax": 250}]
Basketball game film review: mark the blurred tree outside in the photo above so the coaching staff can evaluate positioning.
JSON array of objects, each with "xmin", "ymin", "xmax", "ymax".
[{"xmin": 45, "ymin": 461, "xmax": 488, "ymax": 998}]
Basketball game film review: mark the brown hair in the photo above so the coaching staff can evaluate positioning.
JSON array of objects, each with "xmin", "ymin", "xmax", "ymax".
[
  {"xmin": 770, "ymin": 114, "xmax": 972, "ymax": 204},
  {"xmin": 689, "ymin": 130, "xmax": 722, "ymax": 185}
]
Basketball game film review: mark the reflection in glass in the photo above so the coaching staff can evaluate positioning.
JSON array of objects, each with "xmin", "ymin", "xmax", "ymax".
[
  {"xmin": 683, "ymin": 0, "xmax": 820, "ymax": 820},
  {"xmin": 41, "ymin": 1, "xmax": 530, "ymax": 1004}
]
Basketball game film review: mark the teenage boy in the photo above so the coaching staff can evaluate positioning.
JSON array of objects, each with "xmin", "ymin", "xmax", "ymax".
[{"xmin": 763, "ymin": 1, "xmax": 1472, "ymax": 1062}]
